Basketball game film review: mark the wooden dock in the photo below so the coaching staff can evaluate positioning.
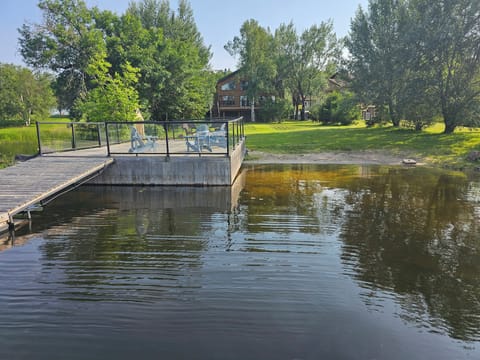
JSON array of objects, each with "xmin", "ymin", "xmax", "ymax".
[{"xmin": 0, "ymin": 148, "xmax": 113, "ymax": 232}]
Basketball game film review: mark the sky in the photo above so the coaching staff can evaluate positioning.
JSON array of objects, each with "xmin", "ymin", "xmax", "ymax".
[{"xmin": 1, "ymin": 0, "xmax": 369, "ymax": 70}]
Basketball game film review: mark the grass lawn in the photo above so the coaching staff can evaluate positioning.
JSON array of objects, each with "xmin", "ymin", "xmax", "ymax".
[
  {"xmin": 0, "ymin": 117, "xmax": 71, "ymax": 168},
  {"xmin": 245, "ymin": 121, "xmax": 480, "ymax": 167},
  {"xmin": 1, "ymin": 119, "xmax": 479, "ymax": 169},
  {"xmin": 0, "ymin": 125, "xmax": 38, "ymax": 168}
]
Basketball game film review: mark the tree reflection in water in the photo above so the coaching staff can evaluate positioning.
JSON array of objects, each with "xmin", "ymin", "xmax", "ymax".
[
  {"xmin": 238, "ymin": 165, "xmax": 480, "ymax": 341},
  {"xmin": 337, "ymin": 167, "xmax": 480, "ymax": 341},
  {"xmin": 33, "ymin": 186, "xmax": 236, "ymax": 303},
  {"xmin": 6, "ymin": 164, "xmax": 480, "ymax": 348}
]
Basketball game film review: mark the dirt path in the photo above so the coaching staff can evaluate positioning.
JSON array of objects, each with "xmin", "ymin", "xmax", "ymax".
[{"xmin": 244, "ymin": 150, "xmax": 422, "ymax": 165}]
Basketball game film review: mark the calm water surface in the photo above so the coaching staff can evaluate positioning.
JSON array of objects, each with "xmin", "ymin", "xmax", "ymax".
[{"xmin": 1, "ymin": 165, "xmax": 479, "ymax": 360}]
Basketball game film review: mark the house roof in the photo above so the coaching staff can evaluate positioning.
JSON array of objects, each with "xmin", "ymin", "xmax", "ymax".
[{"xmin": 217, "ymin": 69, "xmax": 241, "ymax": 84}]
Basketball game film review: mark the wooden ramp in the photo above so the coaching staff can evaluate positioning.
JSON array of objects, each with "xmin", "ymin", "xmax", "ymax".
[{"xmin": 0, "ymin": 150, "xmax": 113, "ymax": 231}]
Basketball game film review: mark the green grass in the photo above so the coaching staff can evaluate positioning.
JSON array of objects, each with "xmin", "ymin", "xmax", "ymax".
[
  {"xmin": 0, "ymin": 125, "xmax": 39, "ymax": 167},
  {"xmin": 0, "ymin": 117, "xmax": 71, "ymax": 168},
  {"xmin": 1, "ymin": 119, "xmax": 479, "ymax": 169},
  {"xmin": 245, "ymin": 121, "xmax": 480, "ymax": 168}
]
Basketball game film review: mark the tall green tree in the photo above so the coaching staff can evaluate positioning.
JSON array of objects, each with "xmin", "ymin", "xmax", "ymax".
[
  {"xmin": 127, "ymin": 0, "xmax": 213, "ymax": 120},
  {"xmin": 0, "ymin": 64, "xmax": 56, "ymax": 125},
  {"xmin": 18, "ymin": 0, "xmax": 106, "ymax": 113},
  {"xmin": 346, "ymin": 0, "xmax": 409, "ymax": 127},
  {"xmin": 225, "ymin": 19, "xmax": 276, "ymax": 122},
  {"xmin": 76, "ymin": 53, "xmax": 140, "ymax": 122},
  {"xmin": 275, "ymin": 21, "xmax": 341, "ymax": 120},
  {"xmin": 409, "ymin": 0, "xmax": 480, "ymax": 133},
  {"xmin": 19, "ymin": 0, "xmax": 213, "ymax": 121}
]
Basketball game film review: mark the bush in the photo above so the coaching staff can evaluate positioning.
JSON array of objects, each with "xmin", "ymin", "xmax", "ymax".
[
  {"xmin": 0, "ymin": 119, "xmax": 26, "ymax": 128},
  {"xmin": 258, "ymin": 98, "xmax": 292, "ymax": 122},
  {"xmin": 317, "ymin": 91, "xmax": 360, "ymax": 125}
]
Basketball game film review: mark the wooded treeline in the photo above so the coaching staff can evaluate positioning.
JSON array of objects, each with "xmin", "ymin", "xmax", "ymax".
[
  {"xmin": 17, "ymin": 0, "xmax": 215, "ymax": 122},
  {"xmin": 348, "ymin": 0, "xmax": 480, "ymax": 133},
  {"xmin": 226, "ymin": 0, "xmax": 480, "ymax": 132},
  {"xmin": 1, "ymin": 0, "xmax": 479, "ymax": 134}
]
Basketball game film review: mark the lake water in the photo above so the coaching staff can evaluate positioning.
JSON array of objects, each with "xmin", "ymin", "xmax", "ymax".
[{"xmin": 1, "ymin": 164, "xmax": 479, "ymax": 360}]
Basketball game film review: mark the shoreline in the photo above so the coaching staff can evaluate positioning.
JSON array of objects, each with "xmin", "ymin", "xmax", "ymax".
[{"xmin": 243, "ymin": 150, "xmax": 423, "ymax": 166}]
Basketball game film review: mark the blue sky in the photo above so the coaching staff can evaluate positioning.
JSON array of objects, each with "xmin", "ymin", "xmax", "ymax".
[{"xmin": 1, "ymin": 0, "xmax": 368, "ymax": 70}]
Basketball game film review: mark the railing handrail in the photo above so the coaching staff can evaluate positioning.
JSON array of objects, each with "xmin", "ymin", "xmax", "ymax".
[{"xmin": 36, "ymin": 117, "xmax": 245, "ymax": 157}]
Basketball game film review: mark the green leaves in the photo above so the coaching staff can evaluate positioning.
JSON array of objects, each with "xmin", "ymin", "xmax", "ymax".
[
  {"xmin": 226, "ymin": 19, "xmax": 276, "ymax": 103},
  {"xmin": 226, "ymin": 20, "xmax": 340, "ymax": 121},
  {"xmin": 77, "ymin": 55, "xmax": 140, "ymax": 122},
  {"xmin": 347, "ymin": 0, "xmax": 480, "ymax": 133},
  {"xmin": 0, "ymin": 64, "xmax": 56, "ymax": 125},
  {"xmin": 18, "ymin": 0, "xmax": 213, "ymax": 121}
]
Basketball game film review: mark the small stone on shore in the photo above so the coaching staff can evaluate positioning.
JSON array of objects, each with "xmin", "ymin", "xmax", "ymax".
[{"xmin": 402, "ymin": 159, "xmax": 417, "ymax": 165}]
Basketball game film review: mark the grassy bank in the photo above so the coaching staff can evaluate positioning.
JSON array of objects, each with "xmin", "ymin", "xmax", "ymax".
[
  {"xmin": 0, "ymin": 125, "xmax": 39, "ymax": 168},
  {"xmin": 0, "ymin": 117, "xmax": 71, "ymax": 168},
  {"xmin": 1, "ymin": 119, "xmax": 479, "ymax": 169},
  {"xmin": 244, "ymin": 121, "xmax": 480, "ymax": 168}
]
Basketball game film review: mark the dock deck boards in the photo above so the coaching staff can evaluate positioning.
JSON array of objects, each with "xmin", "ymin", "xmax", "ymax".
[{"xmin": 0, "ymin": 148, "xmax": 114, "ymax": 230}]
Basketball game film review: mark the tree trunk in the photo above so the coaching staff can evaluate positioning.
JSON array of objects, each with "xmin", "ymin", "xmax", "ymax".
[
  {"xmin": 23, "ymin": 109, "xmax": 32, "ymax": 127},
  {"xmin": 292, "ymin": 95, "xmax": 298, "ymax": 120},
  {"xmin": 441, "ymin": 99, "xmax": 456, "ymax": 134},
  {"xmin": 443, "ymin": 118, "xmax": 456, "ymax": 134},
  {"xmin": 388, "ymin": 101, "xmax": 400, "ymax": 127},
  {"xmin": 251, "ymin": 99, "xmax": 255, "ymax": 122},
  {"xmin": 299, "ymin": 95, "xmax": 304, "ymax": 120}
]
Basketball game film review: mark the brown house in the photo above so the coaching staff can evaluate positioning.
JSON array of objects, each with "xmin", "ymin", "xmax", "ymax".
[
  {"xmin": 212, "ymin": 70, "xmax": 261, "ymax": 121},
  {"xmin": 213, "ymin": 71, "xmax": 348, "ymax": 120}
]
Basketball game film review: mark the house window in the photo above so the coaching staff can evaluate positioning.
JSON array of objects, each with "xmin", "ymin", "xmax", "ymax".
[
  {"xmin": 221, "ymin": 96, "xmax": 235, "ymax": 106},
  {"xmin": 240, "ymin": 96, "xmax": 250, "ymax": 107},
  {"xmin": 240, "ymin": 81, "xmax": 249, "ymax": 91},
  {"xmin": 221, "ymin": 81, "xmax": 236, "ymax": 91}
]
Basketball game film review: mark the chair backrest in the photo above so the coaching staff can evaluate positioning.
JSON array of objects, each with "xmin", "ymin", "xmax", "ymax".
[
  {"xmin": 196, "ymin": 124, "xmax": 209, "ymax": 136},
  {"xmin": 130, "ymin": 126, "xmax": 144, "ymax": 146}
]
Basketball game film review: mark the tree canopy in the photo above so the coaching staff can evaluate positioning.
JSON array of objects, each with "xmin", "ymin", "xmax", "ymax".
[
  {"xmin": 225, "ymin": 19, "xmax": 276, "ymax": 121},
  {"xmin": 275, "ymin": 21, "xmax": 341, "ymax": 120},
  {"xmin": 15, "ymin": 0, "xmax": 480, "ymax": 132},
  {"xmin": 18, "ymin": 0, "xmax": 214, "ymax": 121},
  {"xmin": 226, "ymin": 19, "xmax": 341, "ymax": 121},
  {"xmin": 0, "ymin": 64, "xmax": 56, "ymax": 125},
  {"xmin": 347, "ymin": 0, "xmax": 480, "ymax": 133}
]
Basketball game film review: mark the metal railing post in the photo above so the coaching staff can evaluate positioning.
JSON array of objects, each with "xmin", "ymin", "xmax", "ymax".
[
  {"xmin": 232, "ymin": 122, "xmax": 237, "ymax": 150},
  {"xmin": 97, "ymin": 123, "xmax": 102, "ymax": 147},
  {"xmin": 105, "ymin": 122, "xmax": 111, "ymax": 156},
  {"xmin": 241, "ymin": 117, "xmax": 245, "ymax": 139},
  {"xmin": 71, "ymin": 123, "xmax": 76, "ymax": 149},
  {"xmin": 36, "ymin": 121, "xmax": 42, "ymax": 155},
  {"xmin": 226, "ymin": 121, "xmax": 230, "ymax": 157},
  {"xmin": 164, "ymin": 122, "xmax": 170, "ymax": 157},
  {"xmin": 115, "ymin": 124, "xmax": 120, "ymax": 144}
]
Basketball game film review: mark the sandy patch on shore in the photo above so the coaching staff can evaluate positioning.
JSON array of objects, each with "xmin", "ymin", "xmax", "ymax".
[{"xmin": 244, "ymin": 150, "xmax": 422, "ymax": 165}]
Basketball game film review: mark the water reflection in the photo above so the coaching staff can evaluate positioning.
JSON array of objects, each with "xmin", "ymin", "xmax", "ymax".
[
  {"xmin": 28, "ymin": 184, "xmax": 246, "ymax": 303},
  {"xmin": 337, "ymin": 167, "xmax": 480, "ymax": 341},
  {"xmin": 1, "ymin": 165, "xmax": 480, "ymax": 359},
  {"xmin": 239, "ymin": 165, "xmax": 480, "ymax": 341}
]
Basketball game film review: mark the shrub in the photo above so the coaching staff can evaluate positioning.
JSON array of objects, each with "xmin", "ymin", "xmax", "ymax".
[
  {"xmin": 318, "ymin": 91, "xmax": 360, "ymax": 125},
  {"xmin": 258, "ymin": 98, "xmax": 292, "ymax": 122}
]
